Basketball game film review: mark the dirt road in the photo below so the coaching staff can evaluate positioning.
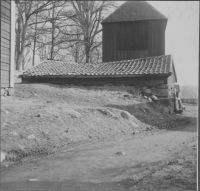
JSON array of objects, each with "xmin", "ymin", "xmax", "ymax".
[{"xmin": 1, "ymin": 105, "xmax": 197, "ymax": 191}]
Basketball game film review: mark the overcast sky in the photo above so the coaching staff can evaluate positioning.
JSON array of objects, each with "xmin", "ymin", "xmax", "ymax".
[{"xmin": 116, "ymin": 1, "xmax": 199, "ymax": 86}]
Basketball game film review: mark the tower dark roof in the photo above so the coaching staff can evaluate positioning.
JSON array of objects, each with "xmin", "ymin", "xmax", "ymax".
[{"xmin": 102, "ymin": 1, "xmax": 167, "ymax": 23}]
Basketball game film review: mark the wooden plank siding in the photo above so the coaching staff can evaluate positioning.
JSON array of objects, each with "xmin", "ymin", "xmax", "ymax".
[
  {"xmin": 2, "ymin": 1, "xmax": 11, "ymax": 9},
  {"xmin": 1, "ymin": 37, "xmax": 10, "ymax": 48},
  {"xmin": 102, "ymin": 20, "xmax": 167, "ymax": 62},
  {"xmin": 1, "ymin": 29, "xmax": 10, "ymax": 40},
  {"xmin": 1, "ymin": 46, "xmax": 10, "ymax": 55},
  {"xmin": 1, "ymin": 54, "xmax": 10, "ymax": 64},
  {"xmin": 1, "ymin": 20, "xmax": 10, "ymax": 33},
  {"xmin": 1, "ymin": 62, "xmax": 10, "ymax": 71},
  {"xmin": 1, "ymin": 16, "xmax": 11, "ymax": 24},
  {"xmin": 102, "ymin": 23, "xmax": 115, "ymax": 62},
  {"xmin": 1, "ymin": 0, "xmax": 11, "ymax": 88},
  {"xmin": 1, "ymin": 79, "xmax": 10, "ymax": 87},
  {"xmin": 1, "ymin": 70, "xmax": 10, "ymax": 78},
  {"xmin": 1, "ymin": 5, "xmax": 11, "ymax": 17},
  {"xmin": 150, "ymin": 20, "xmax": 166, "ymax": 57},
  {"xmin": 4, "ymin": 0, "xmax": 11, "ymax": 3}
]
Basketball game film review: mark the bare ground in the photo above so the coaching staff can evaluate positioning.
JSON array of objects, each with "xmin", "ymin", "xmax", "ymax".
[{"xmin": 1, "ymin": 83, "xmax": 197, "ymax": 190}]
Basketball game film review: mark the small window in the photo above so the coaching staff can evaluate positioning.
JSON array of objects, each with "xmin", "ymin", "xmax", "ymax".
[{"xmin": 118, "ymin": 22, "xmax": 148, "ymax": 50}]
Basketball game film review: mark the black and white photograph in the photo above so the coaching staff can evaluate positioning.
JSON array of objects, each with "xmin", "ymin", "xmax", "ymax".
[{"xmin": 1, "ymin": 0, "xmax": 198, "ymax": 190}]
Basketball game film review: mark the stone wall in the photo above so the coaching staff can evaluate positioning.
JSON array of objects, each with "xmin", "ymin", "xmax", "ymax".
[
  {"xmin": 167, "ymin": 72, "xmax": 176, "ymax": 98},
  {"xmin": 1, "ymin": 88, "xmax": 14, "ymax": 96},
  {"xmin": 22, "ymin": 76, "xmax": 174, "ymax": 98},
  {"xmin": 135, "ymin": 84, "xmax": 169, "ymax": 98}
]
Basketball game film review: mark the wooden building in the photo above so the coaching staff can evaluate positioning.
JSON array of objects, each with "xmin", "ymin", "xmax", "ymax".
[
  {"xmin": 20, "ymin": 1, "xmax": 179, "ymax": 98},
  {"xmin": 1, "ymin": 0, "xmax": 15, "ymax": 96},
  {"xmin": 102, "ymin": 1, "xmax": 168, "ymax": 62}
]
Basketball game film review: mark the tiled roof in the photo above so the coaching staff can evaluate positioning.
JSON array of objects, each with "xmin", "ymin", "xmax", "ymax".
[
  {"xmin": 102, "ymin": 1, "xmax": 167, "ymax": 23},
  {"xmin": 22, "ymin": 55, "xmax": 173, "ymax": 78}
]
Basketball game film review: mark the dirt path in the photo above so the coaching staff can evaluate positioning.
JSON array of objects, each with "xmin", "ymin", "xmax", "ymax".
[{"xmin": 1, "ymin": 107, "xmax": 197, "ymax": 191}]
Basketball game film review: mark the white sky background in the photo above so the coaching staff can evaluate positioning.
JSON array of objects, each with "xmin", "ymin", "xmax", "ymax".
[{"xmin": 115, "ymin": 1, "xmax": 199, "ymax": 86}]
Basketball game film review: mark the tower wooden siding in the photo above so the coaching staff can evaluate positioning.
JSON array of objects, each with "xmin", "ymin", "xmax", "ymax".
[{"xmin": 102, "ymin": 20, "xmax": 167, "ymax": 62}]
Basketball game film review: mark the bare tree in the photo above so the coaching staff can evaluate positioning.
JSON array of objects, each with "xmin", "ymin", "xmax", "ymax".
[
  {"xmin": 32, "ymin": 4, "xmax": 38, "ymax": 66},
  {"xmin": 34, "ymin": 1, "xmax": 69, "ymax": 60},
  {"xmin": 15, "ymin": 1, "xmax": 60, "ymax": 70},
  {"xmin": 64, "ymin": 1, "xmax": 117, "ymax": 64},
  {"xmin": 15, "ymin": 0, "xmax": 117, "ymax": 69}
]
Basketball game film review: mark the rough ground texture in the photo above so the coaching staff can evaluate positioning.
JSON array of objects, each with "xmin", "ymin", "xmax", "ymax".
[
  {"xmin": 1, "ymin": 83, "xmax": 197, "ymax": 190},
  {"xmin": 1, "ymin": 84, "xmax": 183, "ymax": 161}
]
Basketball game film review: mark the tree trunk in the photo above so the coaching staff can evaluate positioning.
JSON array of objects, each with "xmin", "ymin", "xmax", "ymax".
[
  {"xmin": 15, "ymin": 17, "xmax": 21, "ymax": 70},
  {"xmin": 18, "ymin": 22, "xmax": 28, "ymax": 70},
  {"xmin": 33, "ymin": 7, "xmax": 38, "ymax": 66},
  {"xmin": 50, "ymin": 2, "xmax": 55, "ymax": 60},
  {"xmin": 16, "ymin": 53, "xmax": 23, "ymax": 71},
  {"xmin": 50, "ymin": 26, "xmax": 55, "ymax": 59},
  {"xmin": 75, "ymin": 35, "xmax": 79, "ymax": 63},
  {"xmin": 85, "ymin": 44, "xmax": 90, "ymax": 64},
  {"xmin": 75, "ymin": 44, "xmax": 78, "ymax": 63},
  {"xmin": 33, "ymin": 42, "xmax": 36, "ymax": 66},
  {"xmin": 15, "ymin": 20, "xmax": 27, "ymax": 71}
]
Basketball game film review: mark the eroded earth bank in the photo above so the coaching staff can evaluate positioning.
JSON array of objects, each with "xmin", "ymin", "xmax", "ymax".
[{"xmin": 1, "ymin": 84, "xmax": 197, "ymax": 190}]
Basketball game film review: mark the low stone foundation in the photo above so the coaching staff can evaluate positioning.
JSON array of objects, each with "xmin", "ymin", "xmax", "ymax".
[
  {"xmin": 1, "ymin": 88, "xmax": 14, "ymax": 96},
  {"xmin": 21, "ymin": 76, "xmax": 172, "ymax": 97}
]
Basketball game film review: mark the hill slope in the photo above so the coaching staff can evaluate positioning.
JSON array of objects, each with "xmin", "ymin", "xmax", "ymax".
[{"xmin": 1, "ymin": 83, "xmax": 189, "ymax": 164}]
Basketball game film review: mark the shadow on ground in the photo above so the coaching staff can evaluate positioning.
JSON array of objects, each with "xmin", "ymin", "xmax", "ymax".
[{"xmin": 106, "ymin": 101, "xmax": 197, "ymax": 132}]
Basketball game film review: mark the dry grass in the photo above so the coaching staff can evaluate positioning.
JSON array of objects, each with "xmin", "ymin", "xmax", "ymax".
[{"xmin": 1, "ymin": 83, "xmax": 187, "ymax": 162}]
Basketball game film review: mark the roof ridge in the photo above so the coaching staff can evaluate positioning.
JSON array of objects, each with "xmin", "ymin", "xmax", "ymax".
[{"xmin": 98, "ymin": 55, "xmax": 171, "ymax": 65}]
